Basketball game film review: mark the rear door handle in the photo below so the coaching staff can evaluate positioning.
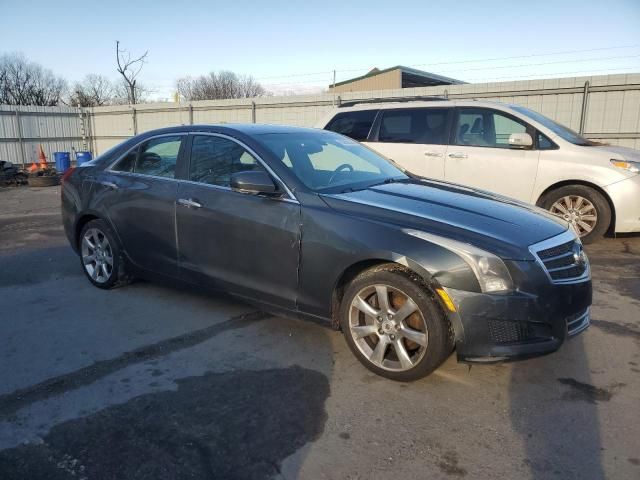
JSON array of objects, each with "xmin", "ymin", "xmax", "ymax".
[
  {"xmin": 177, "ymin": 198, "xmax": 202, "ymax": 209},
  {"xmin": 100, "ymin": 181, "xmax": 118, "ymax": 190},
  {"xmin": 448, "ymin": 152, "xmax": 468, "ymax": 159},
  {"xmin": 424, "ymin": 151, "xmax": 443, "ymax": 157}
]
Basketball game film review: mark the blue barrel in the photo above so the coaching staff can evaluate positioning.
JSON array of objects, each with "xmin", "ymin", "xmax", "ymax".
[
  {"xmin": 76, "ymin": 151, "xmax": 93, "ymax": 166},
  {"xmin": 53, "ymin": 152, "xmax": 71, "ymax": 172}
]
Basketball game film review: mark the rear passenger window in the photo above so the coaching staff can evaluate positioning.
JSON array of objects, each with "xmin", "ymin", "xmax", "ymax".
[
  {"xmin": 190, "ymin": 135, "xmax": 266, "ymax": 187},
  {"xmin": 325, "ymin": 110, "xmax": 378, "ymax": 141},
  {"xmin": 378, "ymin": 108, "xmax": 449, "ymax": 144},
  {"xmin": 135, "ymin": 136, "xmax": 183, "ymax": 178}
]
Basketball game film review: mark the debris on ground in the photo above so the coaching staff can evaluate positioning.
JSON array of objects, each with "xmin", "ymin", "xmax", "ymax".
[{"xmin": 0, "ymin": 160, "xmax": 29, "ymax": 186}]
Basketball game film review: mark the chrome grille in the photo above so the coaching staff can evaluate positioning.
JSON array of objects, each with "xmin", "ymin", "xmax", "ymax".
[{"xmin": 529, "ymin": 231, "xmax": 590, "ymax": 284}]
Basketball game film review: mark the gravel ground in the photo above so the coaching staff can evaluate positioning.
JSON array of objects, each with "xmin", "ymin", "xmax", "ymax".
[{"xmin": 0, "ymin": 185, "xmax": 639, "ymax": 480}]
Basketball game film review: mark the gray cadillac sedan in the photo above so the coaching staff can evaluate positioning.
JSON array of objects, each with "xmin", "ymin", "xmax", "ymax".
[{"xmin": 61, "ymin": 124, "xmax": 592, "ymax": 381}]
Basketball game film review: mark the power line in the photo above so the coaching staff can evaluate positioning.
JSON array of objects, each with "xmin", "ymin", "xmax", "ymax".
[
  {"xmin": 465, "ymin": 65, "xmax": 640, "ymax": 82},
  {"xmin": 261, "ymin": 65, "xmax": 640, "ymax": 87},
  {"xmin": 252, "ymin": 44, "xmax": 640, "ymax": 82},
  {"xmin": 345, "ymin": 44, "xmax": 640, "ymax": 72},
  {"xmin": 434, "ymin": 54, "xmax": 640, "ymax": 74},
  {"xmin": 144, "ymin": 45, "xmax": 640, "ymax": 94}
]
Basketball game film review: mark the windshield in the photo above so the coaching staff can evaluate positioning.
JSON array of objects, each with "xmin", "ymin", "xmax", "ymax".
[
  {"xmin": 510, "ymin": 105, "xmax": 595, "ymax": 146},
  {"xmin": 259, "ymin": 130, "xmax": 408, "ymax": 192}
]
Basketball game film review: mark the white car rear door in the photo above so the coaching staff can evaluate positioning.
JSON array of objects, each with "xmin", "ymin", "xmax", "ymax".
[{"xmin": 363, "ymin": 107, "xmax": 452, "ymax": 180}]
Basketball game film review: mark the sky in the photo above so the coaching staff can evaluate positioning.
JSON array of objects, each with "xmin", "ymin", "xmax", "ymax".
[{"xmin": 1, "ymin": 0, "xmax": 639, "ymax": 100}]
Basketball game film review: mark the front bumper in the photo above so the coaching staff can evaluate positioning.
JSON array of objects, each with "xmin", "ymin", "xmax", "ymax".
[
  {"xmin": 605, "ymin": 174, "xmax": 640, "ymax": 233},
  {"xmin": 443, "ymin": 277, "xmax": 592, "ymax": 362}
]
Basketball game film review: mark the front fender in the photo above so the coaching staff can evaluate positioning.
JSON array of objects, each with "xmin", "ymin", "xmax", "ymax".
[{"xmin": 296, "ymin": 205, "xmax": 480, "ymax": 321}]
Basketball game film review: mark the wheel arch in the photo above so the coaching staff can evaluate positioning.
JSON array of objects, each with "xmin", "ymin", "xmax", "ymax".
[
  {"xmin": 74, "ymin": 214, "xmax": 101, "ymax": 250},
  {"xmin": 330, "ymin": 257, "xmax": 439, "ymax": 330},
  {"xmin": 74, "ymin": 212, "xmax": 122, "ymax": 251},
  {"xmin": 536, "ymin": 180, "xmax": 616, "ymax": 232}
]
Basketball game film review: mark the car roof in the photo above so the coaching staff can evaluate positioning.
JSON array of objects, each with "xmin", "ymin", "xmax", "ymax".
[
  {"xmin": 331, "ymin": 99, "xmax": 512, "ymax": 111},
  {"xmin": 137, "ymin": 123, "xmax": 322, "ymax": 138}
]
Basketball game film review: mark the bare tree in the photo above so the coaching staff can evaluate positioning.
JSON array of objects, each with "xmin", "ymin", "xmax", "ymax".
[
  {"xmin": 0, "ymin": 53, "xmax": 66, "ymax": 106},
  {"xmin": 112, "ymin": 78, "xmax": 150, "ymax": 105},
  {"xmin": 176, "ymin": 70, "xmax": 267, "ymax": 101},
  {"xmin": 115, "ymin": 40, "xmax": 148, "ymax": 104},
  {"xmin": 69, "ymin": 74, "xmax": 115, "ymax": 106}
]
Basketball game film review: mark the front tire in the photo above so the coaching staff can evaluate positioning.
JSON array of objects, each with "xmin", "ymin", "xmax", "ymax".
[
  {"xmin": 339, "ymin": 265, "xmax": 452, "ymax": 382},
  {"xmin": 79, "ymin": 219, "xmax": 131, "ymax": 289},
  {"xmin": 539, "ymin": 185, "xmax": 611, "ymax": 244}
]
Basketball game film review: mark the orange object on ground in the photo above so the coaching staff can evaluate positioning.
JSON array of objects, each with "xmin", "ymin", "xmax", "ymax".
[{"xmin": 38, "ymin": 145, "xmax": 47, "ymax": 168}]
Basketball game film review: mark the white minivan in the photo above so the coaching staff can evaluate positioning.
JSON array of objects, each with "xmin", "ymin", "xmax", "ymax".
[{"xmin": 317, "ymin": 100, "xmax": 640, "ymax": 242}]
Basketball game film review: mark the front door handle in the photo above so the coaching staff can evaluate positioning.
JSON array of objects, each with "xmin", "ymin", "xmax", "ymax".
[
  {"xmin": 424, "ymin": 151, "xmax": 443, "ymax": 157},
  {"xmin": 448, "ymin": 152, "xmax": 468, "ymax": 159},
  {"xmin": 177, "ymin": 198, "xmax": 202, "ymax": 209},
  {"xmin": 100, "ymin": 181, "xmax": 118, "ymax": 190}
]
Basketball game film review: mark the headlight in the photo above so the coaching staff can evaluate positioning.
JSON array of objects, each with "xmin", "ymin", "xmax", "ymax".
[
  {"xmin": 610, "ymin": 159, "xmax": 640, "ymax": 173},
  {"xmin": 404, "ymin": 230, "xmax": 514, "ymax": 293}
]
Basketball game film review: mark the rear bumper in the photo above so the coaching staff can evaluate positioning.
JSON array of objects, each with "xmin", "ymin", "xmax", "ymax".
[
  {"xmin": 605, "ymin": 174, "xmax": 640, "ymax": 233},
  {"xmin": 443, "ymin": 279, "xmax": 592, "ymax": 362}
]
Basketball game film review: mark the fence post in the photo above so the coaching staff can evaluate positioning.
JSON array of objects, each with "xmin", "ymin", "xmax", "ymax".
[
  {"xmin": 251, "ymin": 101, "xmax": 256, "ymax": 123},
  {"xmin": 189, "ymin": 104, "xmax": 194, "ymax": 125},
  {"xmin": 579, "ymin": 81, "xmax": 590, "ymax": 135},
  {"xmin": 14, "ymin": 107, "xmax": 27, "ymax": 166},
  {"xmin": 132, "ymin": 107, "xmax": 138, "ymax": 135},
  {"xmin": 78, "ymin": 106, "xmax": 88, "ymax": 151}
]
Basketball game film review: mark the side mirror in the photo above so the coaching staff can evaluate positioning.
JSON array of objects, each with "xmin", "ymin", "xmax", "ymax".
[
  {"xmin": 508, "ymin": 132, "xmax": 533, "ymax": 148},
  {"xmin": 230, "ymin": 170, "xmax": 279, "ymax": 195}
]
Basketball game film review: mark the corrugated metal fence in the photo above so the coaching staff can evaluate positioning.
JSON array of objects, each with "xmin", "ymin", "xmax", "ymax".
[
  {"xmin": 1, "ymin": 73, "xmax": 639, "ymax": 165},
  {"xmin": 0, "ymin": 105, "xmax": 89, "ymax": 166}
]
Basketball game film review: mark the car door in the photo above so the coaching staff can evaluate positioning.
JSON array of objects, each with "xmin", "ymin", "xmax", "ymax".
[
  {"xmin": 363, "ymin": 107, "xmax": 451, "ymax": 180},
  {"xmin": 97, "ymin": 134, "xmax": 185, "ymax": 278},
  {"xmin": 176, "ymin": 133, "xmax": 301, "ymax": 310},
  {"xmin": 444, "ymin": 108, "xmax": 540, "ymax": 201}
]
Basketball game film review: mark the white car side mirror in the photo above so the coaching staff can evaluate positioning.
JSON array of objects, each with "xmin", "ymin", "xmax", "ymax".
[{"xmin": 508, "ymin": 133, "xmax": 533, "ymax": 148}]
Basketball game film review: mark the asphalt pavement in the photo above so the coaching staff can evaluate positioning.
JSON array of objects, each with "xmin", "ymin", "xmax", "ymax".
[{"xmin": 1, "ymin": 186, "xmax": 639, "ymax": 479}]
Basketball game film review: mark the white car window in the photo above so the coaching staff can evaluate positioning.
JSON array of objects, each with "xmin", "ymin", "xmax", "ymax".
[{"xmin": 455, "ymin": 108, "xmax": 527, "ymax": 148}]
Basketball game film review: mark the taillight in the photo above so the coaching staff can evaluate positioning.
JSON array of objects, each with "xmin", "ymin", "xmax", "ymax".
[{"xmin": 61, "ymin": 167, "xmax": 76, "ymax": 183}]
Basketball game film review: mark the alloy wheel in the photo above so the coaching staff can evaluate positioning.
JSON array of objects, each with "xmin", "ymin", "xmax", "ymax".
[
  {"xmin": 81, "ymin": 228, "xmax": 114, "ymax": 283},
  {"xmin": 549, "ymin": 195, "xmax": 598, "ymax": 237},
  {"xmin": 348, "ymin": 284, "xmax": 429, "ymax": 372}
]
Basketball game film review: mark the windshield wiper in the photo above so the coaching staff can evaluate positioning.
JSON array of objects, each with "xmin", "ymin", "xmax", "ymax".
[
  {"xmin": 334, "ymin": 177, "xmax": 407, "ymax": 194},
  {"xmin": 367, "ymin": 176, "xmax": 407, "ymax": 188}
]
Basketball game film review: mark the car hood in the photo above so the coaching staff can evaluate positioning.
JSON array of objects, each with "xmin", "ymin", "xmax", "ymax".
[{"xmin": 321, "ymin": 179, "xmax": 568, "ymax": 260}]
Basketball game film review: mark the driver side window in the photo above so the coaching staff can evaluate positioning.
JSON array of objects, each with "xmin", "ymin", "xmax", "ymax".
[
  {"xmin": 189, "ymin": 135, "xmax": 266, "ymax": 187},
  {"xmin": 455, "ymin": 109, "xmax": 527, "ymax": 148}
]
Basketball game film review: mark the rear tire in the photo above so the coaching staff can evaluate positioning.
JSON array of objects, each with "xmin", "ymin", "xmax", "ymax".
[
  {"xmin": 79, "ymin": 219, "xmax": 131, "ymax": 289},
  {"xmin": 339, "ymin": 264, "xmax": 452, "ymax": 382},
  {"xmin": 539, "ymin": 185, "xmax": 611, "ymax": 244}
]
